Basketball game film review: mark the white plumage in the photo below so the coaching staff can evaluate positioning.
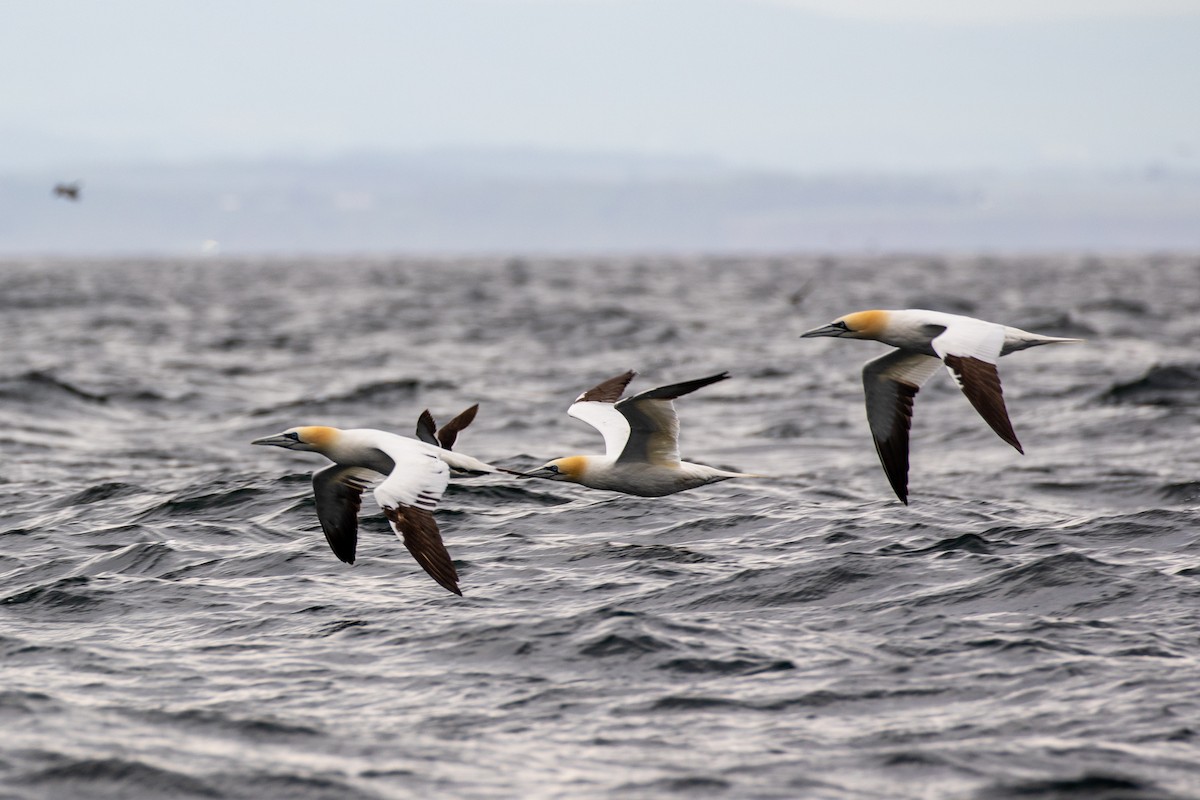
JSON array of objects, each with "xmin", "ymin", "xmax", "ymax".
[
  {"xmin": 253, "ymin": 421, "xmax": 502, "ymax": 596},
  {"xmin": 803, "ymin": 309, "xmax": 1082, "ymax": 504},
  {"xmin": 522, "ymin": 371, "xmax": 757, "ymax": 497}
]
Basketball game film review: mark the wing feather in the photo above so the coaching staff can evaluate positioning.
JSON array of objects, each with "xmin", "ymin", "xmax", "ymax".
[
  {"xmin": 370, "ymin": 439, "xmax": 459, "ymax": 594},
  {"xmin": 862, "ymin": 351, "xmax": 942, "ymax": 504},
  {"xmin": 614, "ymin": 372, "xmax": 729, "ymax": 465},
  {"xmin": 932, "ymin": 320, "xmax": 1022, "ymax": 453},
  {"xmin": 568, "ymin": 401, "xmax": 631, "ymax": 459},
  {"xmin": 942, "ymin": 355, "xmax": 1023, "ymax": 453},
  {"xmin": 312, "ymin": 465, "xmax": 380, "ymax": 564},
  {"xmin": 382, "ymin": 505, "xmax": 461, "ymax": 596},
  {"xmin": 435, "ymin": 404, "xmax": 478, "ymax": 451},
  {"xmin": 415, "ymin": 410, "xmax": 439, "ymax": 447},
  {"xmin": 574, "ymin": 370, "xmax": 636, "ymax": 403}
]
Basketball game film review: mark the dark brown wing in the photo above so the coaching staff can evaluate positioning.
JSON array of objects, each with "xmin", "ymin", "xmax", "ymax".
[
  {"xmin": 382, "ymin": 505, "xmax": 462, "ymax": 596},
  {"xmin": 436, "ymin": 404, "xmax": 478, "ymax": 451},
  {"xmin": 574, "ymin": 370, "xmax": 636, "ymax": 403},
  {"xmin": 415, "ymin": 410, "xmax": 439, "ymax": 447},
  {"xmin": 613, "ymin": 372, "xmax": 729, "ymax": 465},
  {"xmin": 943, "ymin": 355, "xmax": 1023, "ymax": 454},
  {"xmin": 862, "ymin": 351, "xmax": 943, "ymax": 505},
  {"xmin": 871, "ymin": 384, "xmax": 917, "ymax": 505},
  {"xmin": 620, "ymin": 372, "xmax": 728, "ymax": 403},
  {"xmin": 312, "ymin": 465, "xmax": 377, "ymax": 564}
]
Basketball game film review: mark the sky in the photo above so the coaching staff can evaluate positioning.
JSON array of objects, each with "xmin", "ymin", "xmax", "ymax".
[{"xmin": 2, "ymin": 0, "xmax": 1199, "ymax": 174}]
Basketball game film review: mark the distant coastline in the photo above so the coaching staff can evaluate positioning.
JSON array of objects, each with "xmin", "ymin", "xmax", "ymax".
[{"xmin": 2, "ymin": 149, "xmax": 1198, "ymax": 255}]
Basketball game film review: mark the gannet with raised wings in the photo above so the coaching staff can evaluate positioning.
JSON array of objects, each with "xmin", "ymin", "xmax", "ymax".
[{"xmin": 521, "ymin": 371, "xmax": 756, "ymax": 497}]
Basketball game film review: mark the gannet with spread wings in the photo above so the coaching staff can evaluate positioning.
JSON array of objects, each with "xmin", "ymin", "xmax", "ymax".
[
  {"xmin": 521, "ymin": 371, "xmax": 755, "ymax": 496},
  {"xmin": 802, "ymin": 309, "xmax": 1082, "ymax": 504},
  {"xmin": 252, "ymin": 409, "xmax": 501, "ymax": 595}
]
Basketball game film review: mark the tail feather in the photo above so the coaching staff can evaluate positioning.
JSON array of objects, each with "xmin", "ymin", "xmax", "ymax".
[
  {"xmin": 1003, "ymin": 332, "xmax": 1085, "ymax": 354},
  {"xmin": 439, "ymin": 449, "xmax": 501, "ymax": 475}
]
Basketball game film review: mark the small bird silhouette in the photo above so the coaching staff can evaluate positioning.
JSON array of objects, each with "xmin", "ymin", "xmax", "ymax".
[{"xmin": 53, "ymin": 182, "xmax": 81, "ymax": 201}]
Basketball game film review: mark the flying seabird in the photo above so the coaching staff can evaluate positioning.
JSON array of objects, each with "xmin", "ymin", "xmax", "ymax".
[
  {"xmin": 53, "ymin": 181, "xmax": 81, "ymax": 201},
  {"xmin": 521, "ymin": 370, "xmax": 756, "ymax": 496},
  {"xmin": 802, "ymin": 309, "xmax": 1083, "ymax": 504},
  {"xmin": 252, "ymin": 421, "xmax": 503, "ymax": 595}
]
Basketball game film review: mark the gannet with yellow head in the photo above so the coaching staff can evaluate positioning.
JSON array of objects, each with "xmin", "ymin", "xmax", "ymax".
[
  {"xmin": 252, "ymin": 419, "xmax": 503, "ymax": 596},
  {"xmin": 802, "ymin": 309, "xmax": 1083, "ymax": 504},
  {"xmin": 521, "ymin": 371, "xmax": 757, "ymax": 497}
]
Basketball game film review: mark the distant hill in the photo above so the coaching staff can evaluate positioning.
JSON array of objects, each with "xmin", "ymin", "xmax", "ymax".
[{"xmin": 2, "ymin": 149, "xmax": 1198, "ymax": 254}]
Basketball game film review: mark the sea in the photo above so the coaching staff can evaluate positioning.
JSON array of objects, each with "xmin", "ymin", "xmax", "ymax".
[{"xmin": 1, "ymin": 254, "xmax": 1198, "ymax": 799}]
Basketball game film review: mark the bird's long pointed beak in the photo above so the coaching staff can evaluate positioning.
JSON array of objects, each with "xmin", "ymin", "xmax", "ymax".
[
  {"xmin": 518, "ymin": 467, "xmax": 555, "ymax": 480},
  {"xmin": 495, "ymin": 467, "xmax": 528, "ymax": 477},
  {"xmin": 251, "ymin": 434, "xmax": 291, "ymax": 447},
  {"xmin": 801, "ymin": 323, "xmax": 843, "ymax": 338}
]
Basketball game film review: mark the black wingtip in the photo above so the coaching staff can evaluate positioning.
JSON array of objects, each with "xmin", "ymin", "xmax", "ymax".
[
  {"xmin": 415, "ymin": 409, "xmax": 439, "ymax": 446},
  {"xmin": 436, "ymin": 403, "xmax": 480, "ymax": 451},
  {"xmin": 576, "ymin": 370, "xmax": 637, "ymax": 403},
  {"xmin": 430, "ymin": 573, "xmax": 463, "ymax": 596},
  {"xmin": 633, "ymin": 371, "xmax": 730, "ymax": 401}
]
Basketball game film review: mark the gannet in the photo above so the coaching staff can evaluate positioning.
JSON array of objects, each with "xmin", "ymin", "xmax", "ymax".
[
  {"xmin": 521, "ymin": 370, "xmax": 755, "ymax": 496},
  {"xmin": 252, "ymin": 423, "xmax": 502, "ymax": 595},
  {"xmin": 802, "ymin": 309, "xmax": 1082, "ymax": 504}
]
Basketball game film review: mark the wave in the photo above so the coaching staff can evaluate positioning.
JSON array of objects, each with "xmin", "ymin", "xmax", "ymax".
[
  {"xmin": 1, "ymin": 576, "xmax": 109, "ymax": 616},
  {"xmin": 14, "ymin": 758, "xmax": 221, "ymax": 799},
  {"xmin": 0, "ymin": 370, "xmax": 170, "ymax": 409},
  {"xmin": 976, "ymin": 772, "xmax": 1180, "ymax": 800},
  {"xmin": 0, "ymin": 370, "xmax": 110, "ymax": 405},
  {"xmin": 1102, "ymin": 364, "xmax": 1200, "ymax": 406},
  {"xmin": 131, "ymin": 707, "xmax": 323, "ymax": 740},
  {"xmin": 60, "ymin": 481, "xmax": 146, "ymax": 506},
  {"xmin": 252, "ymin": 377, "xmax": 424, "ymax": 417}
]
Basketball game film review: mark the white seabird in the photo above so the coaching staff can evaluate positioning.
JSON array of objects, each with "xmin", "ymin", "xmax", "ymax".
[
  {"xmin": 252, "ymin": 422, "xmax": 502, "ymax": 595},
  {"xmin": 802, "ymin": 309, "xmax": 1082, "ymax": 504},
  {"xmin": 521, "ymin": 370, "xmax": 756, "ymax": 497}
]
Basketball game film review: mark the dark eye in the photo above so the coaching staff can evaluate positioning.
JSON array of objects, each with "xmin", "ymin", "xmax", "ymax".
[
  {"xmin": 833, "ymin": 321, "xmax": 850, "ymax": 331},
  {"xmin": 548, "ymin": 465, "xmax": 560, "ymax": 473},
  {"xmin": 284, "ymin": 432, "xmax": 300, "ymax": 441}
]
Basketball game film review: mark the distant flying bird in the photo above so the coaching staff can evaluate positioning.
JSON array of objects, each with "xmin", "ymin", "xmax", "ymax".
[
  {"xmin": 521, "ymin": 370, "xmax": 756, "ymax": 496},
  {"xmin": 252, "ymin": 421, "xmax": 504, "ymax": 595},
  {"xmin": 53, "ymin": 182, "xmax": 81, "ymax": 201},
  {"xmin": 802, "ymin": 309, "xmax": 1083, "ymax": 504}
]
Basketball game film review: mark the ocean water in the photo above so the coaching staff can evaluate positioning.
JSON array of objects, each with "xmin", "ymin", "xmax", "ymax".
[{"xmin": 1, "ymin": 254, "xmax": 1198, "ymax": 800}]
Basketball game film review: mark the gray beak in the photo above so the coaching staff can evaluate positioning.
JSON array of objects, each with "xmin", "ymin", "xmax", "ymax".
[
  {"xmin": 801, "ymin": 323, "xmax": 844, "ymax": 338},
  {"xmin": 251, "ymin": 434, "xmax": 292, "ymax": 447},
  {"xmin": 519, "ymin": 467, "xmax": 555, "ymax": 480},
  {"xmin": 495, "ymin": 467, "xmax": 530, "ymax": 477}
]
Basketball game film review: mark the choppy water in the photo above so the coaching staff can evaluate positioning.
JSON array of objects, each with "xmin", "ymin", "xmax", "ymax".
[{"xmin": 1, "ymin": 254, "xmax": 1199, "ymax": 799}]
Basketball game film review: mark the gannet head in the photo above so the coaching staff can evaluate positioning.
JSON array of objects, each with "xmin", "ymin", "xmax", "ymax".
[
  {"xmin": 251, "ymin": 425, "xmax": 339, "ymax": 453},
  {"xmin": 520, "ymin": 456, "xmax": 588, "ymax": 483},
  {"xmin": 801, "ymin": 310, "xmax": 888, "ymax": 340}
]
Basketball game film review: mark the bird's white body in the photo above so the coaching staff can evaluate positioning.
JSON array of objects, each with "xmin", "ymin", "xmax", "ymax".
[
  {"xmin": 853, "ymin": 309, "xmax": 1073, "ymax": 358},
  {"xmin": 253, "ymin": 423, "xmax": 502, "ymax": 595},
  {"xmin": 552, "ymin": 453, "xmax": 746, "ymax": 498},
  {"xmin": 324, "ymin": 428, "xmax": 494, "ymax": 482},
  {"xmin": 802, "ymin": 309, "xmax": 1081, "ymax": 504}
]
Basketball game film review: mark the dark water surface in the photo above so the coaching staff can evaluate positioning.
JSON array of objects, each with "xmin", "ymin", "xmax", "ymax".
[{"xmin": 1, "ymin": 255, "xmax": 1199, "ymax": 799}]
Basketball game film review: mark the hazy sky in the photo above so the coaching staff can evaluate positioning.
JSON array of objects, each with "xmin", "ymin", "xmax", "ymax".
[{"xmin": 3, "ymin": 0, "xmax": 1199, "ymax": 173}]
